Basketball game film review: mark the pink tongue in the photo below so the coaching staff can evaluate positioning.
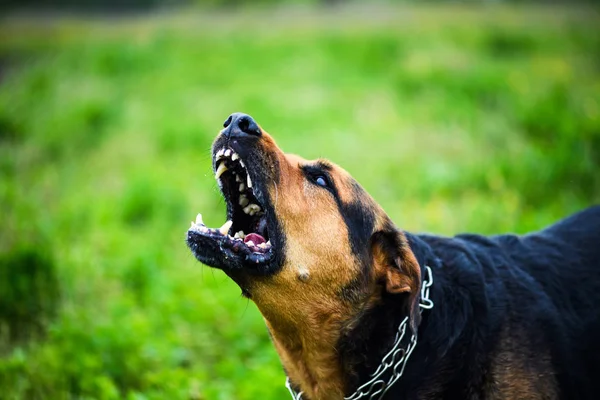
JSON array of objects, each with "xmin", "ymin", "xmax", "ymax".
[{"xmin": 244, "ymin": 233, "xmax": 266, "ymax": 245}]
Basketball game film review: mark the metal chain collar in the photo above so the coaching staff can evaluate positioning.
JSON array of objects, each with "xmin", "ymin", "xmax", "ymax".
[{"xmin": 285, "ymin": 265, "xmax": 434, "ymax": 400}]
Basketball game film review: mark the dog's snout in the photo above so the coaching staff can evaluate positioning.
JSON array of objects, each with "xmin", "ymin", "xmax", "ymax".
[{"xmin": 223, "ymin": 113, "xmax": 261, "ymax": 138}]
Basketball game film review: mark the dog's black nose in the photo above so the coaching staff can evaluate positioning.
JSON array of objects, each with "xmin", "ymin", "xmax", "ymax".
[{"xmin": 222, "ymin": 113, "xmax": 261, "ymax": 138}]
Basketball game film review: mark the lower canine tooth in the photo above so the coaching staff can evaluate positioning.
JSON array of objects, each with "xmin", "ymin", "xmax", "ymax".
[
  {"xmin": 215, "ymin": 162, "xmax": 228, "ymax": 179},
  {"xmin": 195, "ymin": 213, "xmax": 204, "ymax": 225},
  {"xmin": 219, "ymin": 220, "xmax": 233, "ymax": 235}
]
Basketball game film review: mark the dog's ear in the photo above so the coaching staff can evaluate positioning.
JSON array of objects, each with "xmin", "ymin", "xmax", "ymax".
[{"xmin": 370, "ymin": 228, "xmax": 422, "ymax": 332}]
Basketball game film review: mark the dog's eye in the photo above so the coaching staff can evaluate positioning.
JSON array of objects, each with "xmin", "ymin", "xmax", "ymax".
[
  {"xmin": 315, "ymin": 176, "xmax": 328, "ymax": 188},
  {"xmin": 302, "ymin": 165, "xmax": 334, "ymax": 192}
]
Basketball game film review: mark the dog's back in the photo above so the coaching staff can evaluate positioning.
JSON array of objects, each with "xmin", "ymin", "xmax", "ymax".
[
  {"xmin": 411, "ymin": 206, "xmax": 600, "ymax": 399},
  {"xmin": 461, "ymin": 206, "xmax": 600, "ymax": 398},
  {"xmin": 496, "ymin": 205, "xmax": 600, "ymax": 329}
]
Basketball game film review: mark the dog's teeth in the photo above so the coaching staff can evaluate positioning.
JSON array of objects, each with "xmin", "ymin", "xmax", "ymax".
[
  {"xmin": 231, "ymin": 153, "xmax": 239, "ymax": 161},
  {"xmin": 219, "ymin": 220, "xmax": 233, "ymax": 235},
  {"xmin": 239, "ymin": 183, "xmax": 245, "ymax": 192},
  {"xmin": 216, "ymin": 149, "xmax": 225, "ymax": 159},
  {"xmin": 235, "ymin": 174, "xmax": 242, "ymax": 182},
  {"xmin": 190, "ymin": 221, "xmax": 195, "ymax": 228},
  {"xmin": 246, "ymin": 240, "xmax": 255, "ymax": 247},
  {"xmin": 215, "ymin": 162, "xmax": 228, "ymax": 179},
  {"xmin": 257, "ymin": 243, "xmax": 266, "ymax": 249},
  {"xmin": 239, "ymin": 195, "xmax": 249, "ymax": 207},
  {"xmin": 233, "ymin": 231, "xmax": 244, "ymax": 239},
  {"xmin": 240, "ymin": 160, "xmax": 245, "ymax": 169},
  {"xmin": 247, "ymin": 174, "xmax": 252, "ymax": 188},
  {"xmin": 266, "ymin": 240, "xmax": 271, "ymax": 246},
  {"xmin": 247, "ymin": 204, "xmax": 260, "ymax": 216},
  {"xmin": 243, "ymin": 205, "xmax": 253, "ymax": 215},
  {"xmin": 224, "ymin": 149, "xmax": 231, "ymax": 157},
  {"xmin": 195, "ymin": 213, "xmax": 204, "ymax": 225}
]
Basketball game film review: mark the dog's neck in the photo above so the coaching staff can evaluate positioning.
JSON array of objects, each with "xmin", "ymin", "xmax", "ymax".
[
  {"xmin": 263, "ymin": 234, "xmax": 441, "ymax": 400},
  {"xmin": 262, "ymin": 305, "xmax": 349, "ymax": 400},
  {"xmin": 268, "ymin": 232, "xmax": 507, "ymax": 399},
  {"xmin": 336, "ymin": 233, "xmax": 439, "ymax": 397},
  {"xmin": 338, "ymin": 232, "xmax": 498, "ymax": 398}
]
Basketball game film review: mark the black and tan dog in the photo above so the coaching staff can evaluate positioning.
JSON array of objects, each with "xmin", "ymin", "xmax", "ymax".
[{"xmin": 186, "ymin": 113, "xmax": 600, "ymax": 400}]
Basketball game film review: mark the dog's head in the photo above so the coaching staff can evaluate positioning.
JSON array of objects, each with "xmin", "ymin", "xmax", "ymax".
[{"xmin": 187, "ymin": 113, "xmax": 422, "ymax": 332}]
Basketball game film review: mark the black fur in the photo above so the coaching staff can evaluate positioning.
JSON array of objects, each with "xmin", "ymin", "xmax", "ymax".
[
  {"xmin": 338, "ymin": 205, "xmax": 600, "ymax": 399},
  {"xmin": 335, "ymin": 181, "xmax": 378, "ymax": 304}
]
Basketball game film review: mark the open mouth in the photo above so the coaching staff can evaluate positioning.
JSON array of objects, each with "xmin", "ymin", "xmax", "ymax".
[{"xmin": 186, "ymin": 146, "xmax": 278, "ymax": 272}]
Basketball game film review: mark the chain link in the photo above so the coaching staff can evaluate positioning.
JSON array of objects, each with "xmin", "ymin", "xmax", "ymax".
[{"xmin": 285, "ymin": 265, "xmax": 434, "ymax": 400}]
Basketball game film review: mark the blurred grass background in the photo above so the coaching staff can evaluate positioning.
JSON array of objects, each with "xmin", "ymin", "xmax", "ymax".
[{"xmin": 0, "ymin": 2, "xmax": 599, "ymax": 399}]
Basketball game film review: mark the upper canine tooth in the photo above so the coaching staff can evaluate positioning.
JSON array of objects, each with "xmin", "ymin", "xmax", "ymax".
[
  {"xmin": 215, "ymin": 162, "xmax": 228, "ymax": 179},
  {"xmin": 195, "ymin": 213, "xmax": 204, "ymax": 225},
  {"xmin": 247, "ymin": 174, "xmax": 252, "ymax": 188},
  {"xmin": 219, "ymin": 220, "xmax": 233, "ymax": 235},
  {"xmin": 224, "ymin": 149, "xmax": 231, "ymax": 157},
  {"xmin": 231, "ymin": 153, "xmax": 239, "ymax": 161}
]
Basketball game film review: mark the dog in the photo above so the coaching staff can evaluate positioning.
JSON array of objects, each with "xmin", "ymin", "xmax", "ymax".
[{"xmin": 186, "ymin": 113, "xmax": 600, "ymax": 400}]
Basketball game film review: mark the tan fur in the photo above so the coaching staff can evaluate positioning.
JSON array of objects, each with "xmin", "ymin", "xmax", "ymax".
[
  {"xmin": 490, "ymin": 326, "xmax": 557, "ymax": 400},
  {"xmin": 253, "ymin": 149, "xmax": 358, "ymax": 398},
  {"xmin": 243, "ymin": 130, "xmax": 421, "ymax": 399}
]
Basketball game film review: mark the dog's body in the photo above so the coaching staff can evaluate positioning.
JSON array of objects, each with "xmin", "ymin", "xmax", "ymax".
[
  {"xmin": 344, "ymin": 207, "xmax": 600, "ymax": 399},
  {"xmin": 187, "ymin": 113, "xmax": 600, "ymax": 399}
]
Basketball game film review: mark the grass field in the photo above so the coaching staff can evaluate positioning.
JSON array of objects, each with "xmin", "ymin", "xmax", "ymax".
[{"xmin": 0, "ymin": 4, "xmax": 599, "ymax": 399}]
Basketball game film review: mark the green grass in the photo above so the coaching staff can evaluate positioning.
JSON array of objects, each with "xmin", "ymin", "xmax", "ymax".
[{"xmin": 0, "ymin": 4, "xmax": 599, "ymax": 399}]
